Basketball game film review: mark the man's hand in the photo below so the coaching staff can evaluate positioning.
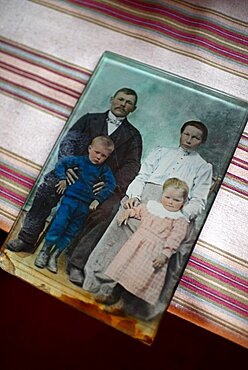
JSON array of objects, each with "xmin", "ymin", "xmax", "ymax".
[
  {"xmin": 152, "ymin": 254, "xmax": 168, "ymax": 270},
  {"xmin": 66, "ymin": 167, "xmax": 79, "ymax": 185},
  {"xmin": 89, "ymin": 199, "xmax": 100, "ymax": 211},
  {"xmin": 55, "ymin": 180, "xmax": 67, "ymax": 194},
  {"xmin": 93, "ymin": 181, "xmax": 105, "ymax": 195},
  {"xmin": 124, "ymin": 197, "xmax": 140, "ymax": 209}
]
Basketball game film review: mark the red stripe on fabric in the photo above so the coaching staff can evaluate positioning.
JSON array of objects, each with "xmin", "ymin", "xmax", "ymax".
[
  {"xmin": 0, "ymin": 38, "xmax": 91, "ymax": 75},
  {"xmin": 119, "ymin": 0, "xmax": 248, "ymax": 45},
  {"xmin": 0, "ymin": 49, "xmax": 86, "ymax": 84},
  {"xmin": 237, "ymin": 143, "xmax": 248, "ymax": 153},
  {"xmin": 222, "ymin": 182, "xmax": 248, "ymax": 197},
  {"xmin": 188, "ymin": 256, "xmax": 248, "ymax": 293},
  {"xmin": 0, "ymin": 186, "xmax": 26, "ymax": 205},
  {"xmin": 0, "ymin": 76, "xmax": 75, "ymax": 109},
  {"xmin": 0, "ymin": 61, "xmax": 82, "ymax": 98},
  {"xmin": 0, "ymin": 86, "xmax": 70, "ymax": 118},
  {"xmin": 232, "ymin": 156, "xmax": 248, "ymax": 166},
  {"xmin": 180, "ymin": 276, "xmax": 248, "ymax": 316},
  {"xmin": 0, "ymin": 194, "xmax": 23, "ymax": 206},
  {"xmin": 226, "ymin": 171, "xmax": 248, "ymax": 185},
  {"xmin": 71, "ymin": 1, "xmax": 248, "ymax": 64},
  {"xmin": 0, "ymin": 165, "xmax": 35, "ymax": 189},
  {"xmin": 231, "ymin": 159, "xmax": 248, "ymax": 171}
]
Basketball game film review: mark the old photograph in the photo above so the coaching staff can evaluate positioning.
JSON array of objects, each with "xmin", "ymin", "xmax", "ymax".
[{"xmin": 1, "ymin": 51, "xmax": 248, "ymax": 344}]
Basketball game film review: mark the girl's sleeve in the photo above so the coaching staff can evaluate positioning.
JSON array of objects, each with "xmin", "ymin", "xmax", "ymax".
[
  {"xmin": 121, "ymin": 203, "xmax": 146, "ymax": 220},
  {"xmin": 162, "ymin": 218, "xmax": 189, "ymax": 258},
  {"xmin": 130, "ymin": 203, "xmax": 147, "ymax": 219}
]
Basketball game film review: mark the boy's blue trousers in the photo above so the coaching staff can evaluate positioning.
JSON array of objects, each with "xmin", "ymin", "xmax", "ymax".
[{"xmin": 45, "ymin": 196, "xmax": 89, "ymax": 251}]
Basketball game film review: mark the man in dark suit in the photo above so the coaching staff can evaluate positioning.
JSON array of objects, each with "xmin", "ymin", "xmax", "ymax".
[{"xmin": 7, "ymin": 88, "xmax": 143, "ymax": 286}]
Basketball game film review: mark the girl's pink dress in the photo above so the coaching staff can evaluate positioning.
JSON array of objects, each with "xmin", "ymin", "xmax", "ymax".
[{"xmin": 105, "ymin": 201, "xmax": 188, "ymax": 306}]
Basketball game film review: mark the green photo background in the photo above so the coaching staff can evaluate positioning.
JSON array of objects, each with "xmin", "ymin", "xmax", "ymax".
[{"xmin": 26, "ymin": 52, "xmax": 248, "ymax": 216}]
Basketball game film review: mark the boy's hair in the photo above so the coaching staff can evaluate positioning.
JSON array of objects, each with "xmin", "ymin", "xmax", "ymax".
[
  {"xmin": 180, "ymin": 120, "xmax": 208, "ymax": 143},
  {"xmin": 91, "ymin": 136, "xmax": 115, "ymax": 153},
  {"xmin": 113, "ymin": 87, "xmax": 138, "ymax": 105},
  {"xmin": 163, "ymin": 178, "xmax": 189, "ymax": 201}
]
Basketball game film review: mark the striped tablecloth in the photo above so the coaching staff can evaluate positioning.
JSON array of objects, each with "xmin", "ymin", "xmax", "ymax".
[{"xmin": 1, "ymin": 0, "xmax": 247, "ymax": 347}]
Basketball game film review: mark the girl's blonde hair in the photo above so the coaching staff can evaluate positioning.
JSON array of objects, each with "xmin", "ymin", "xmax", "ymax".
[{"xmin": 163, "ymin": 178, "xmax": 189, "ymax": 201}]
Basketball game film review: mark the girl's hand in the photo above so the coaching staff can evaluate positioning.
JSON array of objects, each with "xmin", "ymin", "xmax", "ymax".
[
  {"xmin": 124, "ymin": 197, "xmax": 140, "ymax": 209},
  {"xmin": 152, "ymin": 254, "xmax": 168, "ymax": 270},
  {"xmin": 117, "ymin": 209, "xmax": 132, "ymax": 226}
]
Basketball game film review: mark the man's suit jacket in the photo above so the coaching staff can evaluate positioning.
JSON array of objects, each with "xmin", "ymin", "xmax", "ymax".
[{"xmin": 58, "ymin": 111, "xmax": 143, "ymax": 197}]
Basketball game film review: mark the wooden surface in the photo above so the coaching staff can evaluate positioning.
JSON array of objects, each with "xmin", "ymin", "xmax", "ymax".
[{"xmin": 0, "ymin": 229, "xmax": 247, "ymax": 370}]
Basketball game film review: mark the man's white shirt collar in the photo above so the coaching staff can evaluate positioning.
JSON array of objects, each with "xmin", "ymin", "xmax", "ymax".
[{"xmin": 107, "ymin": 111, "xmax": 125, "ymax": 134}]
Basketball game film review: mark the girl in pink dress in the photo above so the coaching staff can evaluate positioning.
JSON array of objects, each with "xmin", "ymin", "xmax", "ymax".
[{"xmin": 105, "ymin": 178, "xmax": 189, "ymax": 306}]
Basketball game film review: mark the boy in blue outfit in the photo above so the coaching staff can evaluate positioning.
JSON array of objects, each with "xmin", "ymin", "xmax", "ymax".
[{"xmin": 34, "ymin": 136, "xmax": 116, "ymax": 274}]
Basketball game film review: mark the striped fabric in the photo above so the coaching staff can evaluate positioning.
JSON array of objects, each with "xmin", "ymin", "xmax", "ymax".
[
  {"xmin": 223, "ymin": 133, "xmax": 248, "ymax": 198},
  {"xmin": 31, "ymin": 0, "xmax": 248, "ymax": 78},
  {"xmin": 0, "ymin": 37, "xmax": 90, "ymax": 119},
  {"xmin": 0, "ymin": 37, "xmax": 89, "ymax": 231},
  {"xmin": 0, "ymin": 0, "xmax": 247, "ymax": 347},
  {"xmin": 0, "ymin": 147, "xmax": 41, "ymax": 231},
  {"xmin": 170, "ymin": 239, "xmax": 248, "ymax": 347}
]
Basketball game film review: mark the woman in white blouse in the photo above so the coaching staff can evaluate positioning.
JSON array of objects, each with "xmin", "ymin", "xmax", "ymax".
[
  {"xmin": 125, "ymin": 121, "xmax": 212, "ymax": 221},
  {"xmin": 80, "ymin": 121, "xmax": 212, "ymax": 315}
]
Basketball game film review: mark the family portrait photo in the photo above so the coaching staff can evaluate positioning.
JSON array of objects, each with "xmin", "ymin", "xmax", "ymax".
[{"xmin": 2, "ymin": 51, "xmax": 248, "ymax": 344}]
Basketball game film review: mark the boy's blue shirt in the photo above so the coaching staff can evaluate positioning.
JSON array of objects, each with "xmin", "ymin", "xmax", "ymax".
[{"xmin": 55, "ymin": 155, "xmax": 116, "ymax": 204}]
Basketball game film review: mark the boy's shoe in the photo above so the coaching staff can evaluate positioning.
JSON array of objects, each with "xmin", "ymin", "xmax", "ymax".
[
  {"xmin": 47, "ymin": 248, "xmax": 62, "ymax": 274},
  {"xmin": 34, "ymin": 243, "xmax": 53, "ymax": 269},
  {"xmin": 34, "ymin": 251, "xmax": 50, "ymax": 269}
]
